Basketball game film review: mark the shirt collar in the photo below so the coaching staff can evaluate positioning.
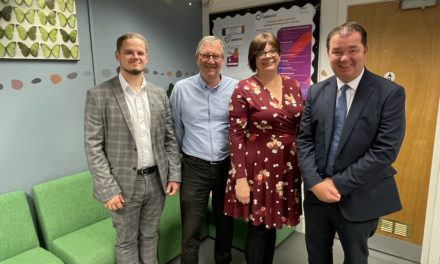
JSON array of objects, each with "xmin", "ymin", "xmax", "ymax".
[
  {"xmin": 336, "ymin": 67, "xmax": 365, "ymax": 92},
  {"xmin": 119, "ymin": 72, "xmax": 147, "ymax": 94},
  {"xmin": 197, "ymin": 73, "xmax": 222, "ymax": 90}
]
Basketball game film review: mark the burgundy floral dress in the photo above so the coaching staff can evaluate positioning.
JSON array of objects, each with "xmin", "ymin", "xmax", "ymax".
[{"xmin": 224, "ymin": 75, "xmax": 303, "ymax": 229}]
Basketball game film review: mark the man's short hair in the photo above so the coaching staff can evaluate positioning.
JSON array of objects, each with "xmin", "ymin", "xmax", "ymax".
[{"xmin": 116, "ymin": 32, "xmax": 148, "ymax": 53}]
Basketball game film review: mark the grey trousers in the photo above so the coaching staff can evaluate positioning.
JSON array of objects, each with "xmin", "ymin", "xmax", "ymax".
[{"xmin": 109, "ymin": 171, "xmax": 165, "ymax": 264}]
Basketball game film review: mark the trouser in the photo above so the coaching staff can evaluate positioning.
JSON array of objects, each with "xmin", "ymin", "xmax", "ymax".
[
  {"xmin": 245, "ymin": 223, "xmax": 276, "ymax": 264},
  {"xmin": 180, "ymin": 154, "xmax": 234, "ymax": 264},
  {"xmin": 304, "ymin": 199, "xmax": 379, "ymax": 264},
  {"xmin": 109, "ymin": 171, "xmax": 165, "ymax": 264}
]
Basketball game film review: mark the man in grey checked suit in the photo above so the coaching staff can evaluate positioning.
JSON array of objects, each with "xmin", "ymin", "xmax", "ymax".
[{"xmin": 84, "ymin": 32, "xmax": 181, "ymax": 264}]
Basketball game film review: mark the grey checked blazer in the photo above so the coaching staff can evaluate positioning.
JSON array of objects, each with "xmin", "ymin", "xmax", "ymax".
[{"xmin": 84, "ymin": 76, "xmax": 181, "ymax": 203}]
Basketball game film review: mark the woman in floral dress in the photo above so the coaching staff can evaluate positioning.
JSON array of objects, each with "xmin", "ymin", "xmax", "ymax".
[{"xmin": 224, "ymin": 32, "xmax": 303, "ymax": 264}]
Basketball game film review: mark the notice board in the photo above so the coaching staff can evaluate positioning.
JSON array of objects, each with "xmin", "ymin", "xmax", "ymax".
[{"xmin": 210, "ymin": 0, "xmax": 320, "ymax": 97}]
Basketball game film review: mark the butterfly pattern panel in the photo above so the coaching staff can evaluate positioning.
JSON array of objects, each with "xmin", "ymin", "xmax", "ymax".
[{"xmin": 0, "ymin": 0, "xmax": 79, "ymax": 60}]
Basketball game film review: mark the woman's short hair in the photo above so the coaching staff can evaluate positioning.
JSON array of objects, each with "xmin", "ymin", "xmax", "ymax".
[{"xmin": 248, "ymin": 32, "xmax": 281, "ymax": 72}]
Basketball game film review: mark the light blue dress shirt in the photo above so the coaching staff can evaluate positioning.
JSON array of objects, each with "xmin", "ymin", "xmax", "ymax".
[{"xmin": 170, "ymin": 74, "xmax": 238, "ymax": 161}]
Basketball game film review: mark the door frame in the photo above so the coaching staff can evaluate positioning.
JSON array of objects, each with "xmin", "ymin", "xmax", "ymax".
[{"xmin": 421, "ymin": 99, "xmax": 440, "ymax": 264}]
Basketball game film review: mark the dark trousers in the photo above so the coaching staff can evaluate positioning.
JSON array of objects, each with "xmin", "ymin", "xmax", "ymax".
[
  {"xmin": 304, "ymin": 198, "xmax": 379, "ymax": 264},
  {"xmin": 180, "ymin": 154, "xmax": 234, "ymax": 264},
  {"xmin": 245, "ymin": 223, "xmax": 276, "ymax": 264}
]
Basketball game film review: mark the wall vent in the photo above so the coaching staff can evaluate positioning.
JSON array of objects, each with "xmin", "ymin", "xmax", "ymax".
[{"xmin": 378, "ymin": 218, "xmax": 411, "ymax": 238}]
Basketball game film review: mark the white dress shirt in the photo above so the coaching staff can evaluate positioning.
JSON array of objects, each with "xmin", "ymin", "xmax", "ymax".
[
  {"xmin": 119, "ymin": 73, "xmax": 156, "ymax": 168},
  {"xmin": 336, "ymin": 67, "xmax": 365, "ymax": 114}
]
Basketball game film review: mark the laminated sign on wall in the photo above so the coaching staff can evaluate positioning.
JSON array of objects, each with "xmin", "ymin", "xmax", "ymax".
[{"xmin": 210, "ymin": 0, "xmax": 320, "ymax": 98}]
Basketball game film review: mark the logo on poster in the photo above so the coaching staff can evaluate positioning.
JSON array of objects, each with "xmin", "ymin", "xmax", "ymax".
[{"xmin": 255, "ymin": 11, "xmax": 277, "ymax": 20}]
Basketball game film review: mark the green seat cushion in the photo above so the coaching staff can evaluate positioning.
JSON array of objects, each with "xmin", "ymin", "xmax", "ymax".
[
  {"xmin": 51, "ymin": 218, "xmax": 115, "ymax": 264},
  {"xmin": 0, "ymin": 191, "xmax": 39, "ymax": 261},
  {"xmin": 32, "ymin": 171, "xmax": 109, "ymax": 251},
  {"xmin": 0, "ymin": 247, "xmax": 64, "ymax": 264}
]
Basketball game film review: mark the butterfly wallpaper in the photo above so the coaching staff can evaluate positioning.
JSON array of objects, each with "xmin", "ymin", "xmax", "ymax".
[{"xmin": 0, "ymin": 0, "xmax": 79, "ymax": 60}]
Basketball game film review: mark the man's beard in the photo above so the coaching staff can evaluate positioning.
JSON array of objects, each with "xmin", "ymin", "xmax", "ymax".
[{"xmin": 121, "ymin": 66, "xmax": 144, "ymax": 75}]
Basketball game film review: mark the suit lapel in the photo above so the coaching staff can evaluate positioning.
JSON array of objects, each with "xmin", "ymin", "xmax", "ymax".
[
  {"xmin": 337, "ymin": 70, "xmax": 375, "ymax": 152},
  {"xmin": 111, "ymin": 78, "xmax": 136, "ymax": 137},
  {"xmin": 145, "ymin": 81, "xmax": 157, "ymax": 141},
  {"xmin": 323, "ymin": 78, "xmax": 338, "ymax": 155}
]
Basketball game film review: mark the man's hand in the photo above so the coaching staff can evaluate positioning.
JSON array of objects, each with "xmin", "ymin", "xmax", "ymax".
[
  {"xmin": 324, "ymin": 177, "xmax": 338, "ymax": 190},
  {"xmin": 235, "ymin": 178, "xmax": 250, "ymax": 204},
  {"xmin": 105, "ymin": 193, "xmax": 124, "ymax": 211},
  {"xmin": 166, "ymin": 181, "xmax": 180, "ymax": 196},
  {"xmin": 310, "ymin": 178, "xmax": 341, "ymax": 203}
]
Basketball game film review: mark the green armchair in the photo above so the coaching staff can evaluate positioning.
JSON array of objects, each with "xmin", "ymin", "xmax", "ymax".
[
  {"xmin": 0, "ymin": 190, "xmax": 63, "ymax": 264},
  {"xmin": 32, "ymin": 171, "xmax": 115, "ymax": 264}
]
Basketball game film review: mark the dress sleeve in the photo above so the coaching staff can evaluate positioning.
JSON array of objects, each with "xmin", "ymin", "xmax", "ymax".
[{"xmin": 228, "ymin": 80, "xmax": 249, "ymax": 180}]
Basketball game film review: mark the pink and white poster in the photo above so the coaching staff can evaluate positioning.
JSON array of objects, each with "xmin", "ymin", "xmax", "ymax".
[{"xmin": 210, "ymin": 0, "xmax": 320, "ymax": 98}]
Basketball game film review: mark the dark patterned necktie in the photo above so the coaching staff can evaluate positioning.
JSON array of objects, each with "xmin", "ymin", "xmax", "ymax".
[{"xmin": 325, "ymin": 84, "xmax": 349, "ymax": 175}]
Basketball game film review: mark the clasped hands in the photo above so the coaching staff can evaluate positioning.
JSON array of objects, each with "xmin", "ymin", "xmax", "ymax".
[{"xmin": 310, "ymin": 177, "xmax": 341, "ymax": 203}]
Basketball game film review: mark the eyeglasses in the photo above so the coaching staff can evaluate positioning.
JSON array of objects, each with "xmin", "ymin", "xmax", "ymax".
[
  {"xmin": 256, "ymin": 49, "xmax": 278, "ymax": 59},
  {"xmin": 199, "ymin": 53, "xmax": 222, "ymax": 62}
]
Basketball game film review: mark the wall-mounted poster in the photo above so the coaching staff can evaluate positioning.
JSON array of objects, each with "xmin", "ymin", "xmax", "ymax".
[
  {"xmin": 0, "ymin": 0, "xmax": 79, "ymax": 60},
  {"xmin": 210, "ymin": 0, "xmax": 320, "ymax": 98}
]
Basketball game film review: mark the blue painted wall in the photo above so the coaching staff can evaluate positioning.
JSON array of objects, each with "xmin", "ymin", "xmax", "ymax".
[{"xmin": 0, "ymin": 0, "xmax": 202, "ymax": 194}]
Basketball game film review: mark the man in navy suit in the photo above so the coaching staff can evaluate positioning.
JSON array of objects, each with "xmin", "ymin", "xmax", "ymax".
[{"xmin": 297, "ymin": 22, "xmax": 406, "ymax": 264}]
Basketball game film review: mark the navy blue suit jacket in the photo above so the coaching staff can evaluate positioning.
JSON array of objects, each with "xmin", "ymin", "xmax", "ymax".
[{"xmin": 297, "ymin": 69, "xmax": 405, "ymax": 221}]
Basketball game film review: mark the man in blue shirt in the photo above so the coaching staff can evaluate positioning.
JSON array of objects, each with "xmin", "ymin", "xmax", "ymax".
[{"xmin": 170, "ymin": 36, "xmax": 238, "ymax": 264}]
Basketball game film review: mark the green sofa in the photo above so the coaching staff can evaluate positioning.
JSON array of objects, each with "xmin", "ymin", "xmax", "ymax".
[
  {"xmin": 28, "ymin": 170, "xmax": 293, "ymax": 263},
  {"xmin": 158, "ymin": 192, "xmax": 182, "ymax": 263},
  {"xmin": 0, "ymin": 190, "xmax": 63, "ymax": 264},
  {"xmin": 32, "ymin": 171, "xmax": 183, "ymax": 264},
  {"xmin": 32, "ymin": 171, "xmax": 115, "ymax": 264}
]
